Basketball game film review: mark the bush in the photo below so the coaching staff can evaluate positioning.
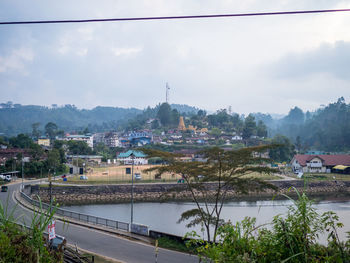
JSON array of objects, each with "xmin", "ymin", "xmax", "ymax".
[
  {"xmin": 0, "ymin": 195, "xmax": 63, "ymax": 262},
  {"xmin": 186, "ymin": 189, "xmax": 350, "ymax": 262}
]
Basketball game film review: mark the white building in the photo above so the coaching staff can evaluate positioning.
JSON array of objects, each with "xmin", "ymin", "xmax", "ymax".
[{"xmin": 65, "ymin": 135, "xmax": 94, "ymax": 148}]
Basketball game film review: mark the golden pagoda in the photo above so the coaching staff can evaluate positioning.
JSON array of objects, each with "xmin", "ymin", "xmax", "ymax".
[{"xmin": 178, "ymin": 116, "xmax": 186, "ymax": 131}]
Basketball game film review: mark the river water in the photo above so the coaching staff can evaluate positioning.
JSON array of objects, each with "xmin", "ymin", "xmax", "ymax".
[{"xmin": 62, "ymin": 199, "xmax": 350, "ymax": 242}]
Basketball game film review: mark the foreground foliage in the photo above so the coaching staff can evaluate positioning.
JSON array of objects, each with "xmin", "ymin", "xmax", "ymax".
[
  {"xmin": 0, "ymin": 196, "xmax": 63, "ymax": 263},
  {"xmin": 143, "ymin": 145, "xmax": 278, "ymax": 242},
  {"xmin": 186, "ymin": 189, "xmax": 350, "ymax": 262}
]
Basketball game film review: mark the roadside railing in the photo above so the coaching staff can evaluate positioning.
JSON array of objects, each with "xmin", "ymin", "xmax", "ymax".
[{"xmin": 20, "ymin": 191, "xmax": 129, "ymax": 232}]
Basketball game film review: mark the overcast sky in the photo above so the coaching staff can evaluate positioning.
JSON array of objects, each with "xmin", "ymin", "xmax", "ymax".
[{"xmin": 0, "ymin": 0, "xmax": 349, "ymax": 114}]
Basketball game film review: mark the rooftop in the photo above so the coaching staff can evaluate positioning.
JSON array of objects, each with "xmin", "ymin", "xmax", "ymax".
[{"xmin": 117, "ymin": 150, "xmax": 146, "ymax": 158}]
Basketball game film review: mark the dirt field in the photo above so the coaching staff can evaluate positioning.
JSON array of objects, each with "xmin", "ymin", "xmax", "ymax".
[{"xmin": 81, "ymin": 164, "xmax": 182, "ymax": 182}]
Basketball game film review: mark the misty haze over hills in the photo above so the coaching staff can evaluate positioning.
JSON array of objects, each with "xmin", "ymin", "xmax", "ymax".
[
  {"xmin": 0, "ymin": 102, "xmax": 199, "ymax": 135},
  {"xmin": 0, "ymin": 98, "xmax": 349, "ymax": 153}
]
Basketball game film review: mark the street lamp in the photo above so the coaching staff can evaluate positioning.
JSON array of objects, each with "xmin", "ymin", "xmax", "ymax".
[
  {"xmin": 130, "ymin": 152, "xmax": 135, "ymax": 225},
  {"xmin": 21, "ymin": 157, "xmax": 24, "ymax": 190}
]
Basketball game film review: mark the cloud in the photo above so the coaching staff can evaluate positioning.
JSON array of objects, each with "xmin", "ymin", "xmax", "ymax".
[
  {"xmin": 270, "ymin": 41, "xmax": 350, "ymax": 80},
  {"xmin": 111, "ymin": 47, "xmax": 143, "ymax": 57},
  {"xmin": 0, "ymin": 47, "xmax": 34, "ymax": 74},
  {"xmin": 0, "ymin": 0, "xmax": 349, "ymax": 114}
]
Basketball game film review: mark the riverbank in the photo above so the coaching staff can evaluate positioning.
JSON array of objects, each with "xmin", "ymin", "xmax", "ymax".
[{"xmin": 29, "ymin": 180, "xmax": 350, "ymax": 205}]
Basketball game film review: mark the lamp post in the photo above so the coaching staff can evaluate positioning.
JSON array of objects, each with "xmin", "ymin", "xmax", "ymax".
[
  {"xmin": 130, "ymin": 152, "xmax": 135, "ymax": 225},
  {"xmin": 21, "ymin": 157, "xmax": 24, "ymax": 190},
  {"xmin": 48, "ymin": 169, "xmax": 52, "ymax": 205}
]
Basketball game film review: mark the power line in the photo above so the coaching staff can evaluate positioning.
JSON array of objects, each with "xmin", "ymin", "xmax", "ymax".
[{"xmin": 0, "ymin": 8, "xmax": 350, "ymax": 25}]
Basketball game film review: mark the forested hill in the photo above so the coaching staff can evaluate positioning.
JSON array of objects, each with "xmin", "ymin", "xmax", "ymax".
[
  {"xmin": 0, "ymin": 103, "xmax": 200, "ymax": 136},
  {"xmin": 276, "ymin": 97, "xmax": 350, "ymax": 152},
  {"xmin": 0, "ymin": 104, "xmax": 142, "ymax": 135}
]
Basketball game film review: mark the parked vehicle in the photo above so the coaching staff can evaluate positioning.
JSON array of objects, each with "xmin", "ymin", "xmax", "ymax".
[
  {"xmin": 177, "ymin": 179, "xmax": 185, "ymax": 183},
  {"xmin": 134, "ymin": 173, "xmax": 142, "ymax": 180},
  {"xmin": 1, "ymin": 186, "xmax": 8, "ymax": 192},
  {"xmin": 4, "ymin": 175, "xmax": 11, "ymax": 182},
  {"xmin": 79, "ymin": 175, "xmax": 88, "ymax": 180}
]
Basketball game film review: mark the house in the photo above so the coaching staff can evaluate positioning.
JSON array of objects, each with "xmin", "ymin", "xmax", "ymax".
[
  {"xmin": 127, "ymin": 131, "xmax": 152, "ymax": 147},
  {"xmin": 37, "ymin": 137, "xmax": 50, "ymax": 147},
  {"xmin": 103, "ymin": 132, "xmax": 120, "ymax": 147},
  {"xmin": 232, "ymin": 135, "xmax": 243, "ymax": 141},
  {"xmin": 117, "ymin": 150, "xmax": 148, "ymax": 165},
  {"xmin": 66, "ymin": 155, "xmax": 103, "ymax": 164},
  {"xmin": 291, "ymin": 154, "xmax": 350, "ymax": 173},
  {"xmin": 0, "ymin": 149, "xmax": 31, "ymax": 166},
  {"xmin": 64, "ymin": 134, "xmax": 94, "ymax": 148}
]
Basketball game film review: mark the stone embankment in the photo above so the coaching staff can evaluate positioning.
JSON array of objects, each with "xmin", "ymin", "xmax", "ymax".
[{"xmin": 30, "ymin": 180, "xmax": 350, "ymax": 205}]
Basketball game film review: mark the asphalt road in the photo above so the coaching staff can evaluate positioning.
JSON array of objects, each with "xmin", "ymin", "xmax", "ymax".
[{"xmin": 0, "ymin": 182, "xmax": 198, "ymax": 263}]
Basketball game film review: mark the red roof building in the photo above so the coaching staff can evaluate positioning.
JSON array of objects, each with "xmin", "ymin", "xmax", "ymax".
[{"xmin": 291, "ymin": 154, "xmax": 350, "ymax": 173}]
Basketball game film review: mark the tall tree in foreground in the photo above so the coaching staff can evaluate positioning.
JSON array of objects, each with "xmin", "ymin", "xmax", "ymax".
[{"xmin": 143, "ymin": 145, "xmax": 277, "ymax": 242}]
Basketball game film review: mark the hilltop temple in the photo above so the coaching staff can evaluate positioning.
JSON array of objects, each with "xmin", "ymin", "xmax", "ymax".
[{"xmin": 178, "ymin": 116, "xmax": 208, "ymax": 133}]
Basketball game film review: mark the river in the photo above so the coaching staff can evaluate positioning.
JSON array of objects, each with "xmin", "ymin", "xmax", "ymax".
[{"xmin": 62, "ymin": 199, "xmax": 350, "ymax": 242}]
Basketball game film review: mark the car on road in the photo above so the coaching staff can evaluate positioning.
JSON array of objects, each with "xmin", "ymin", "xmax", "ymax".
[
  {"xmin": 79, "ymin": 175, "xmax": 88, "ymax": 180},
  {"xmin": 1, "ymin": 186, "xmax": 8, "ymax": 192},
  {"xmin": 134, "ymin": 173, "xmax": 142, "ymax": 180}
]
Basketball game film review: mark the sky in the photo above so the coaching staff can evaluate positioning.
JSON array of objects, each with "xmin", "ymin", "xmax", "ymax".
[{"xmin": 0, "ymin": 0, "xmax": 349, "ymax": 114}]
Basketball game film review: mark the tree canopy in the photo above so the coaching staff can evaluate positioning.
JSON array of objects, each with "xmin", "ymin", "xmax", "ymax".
[{"xmin": 143, "ymin": 145, "xmax": 277, "ymax": 242}]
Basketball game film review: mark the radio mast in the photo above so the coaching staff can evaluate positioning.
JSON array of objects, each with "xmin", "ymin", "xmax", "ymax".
[{"xmin": 166, "ymin": 83, "xmax": 170, "ymax": 104}]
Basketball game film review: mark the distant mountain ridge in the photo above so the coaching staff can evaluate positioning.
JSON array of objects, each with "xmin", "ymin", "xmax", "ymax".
[{"xmin": 0, "ymin": 103, "xmax": 200, "ymax": 136}]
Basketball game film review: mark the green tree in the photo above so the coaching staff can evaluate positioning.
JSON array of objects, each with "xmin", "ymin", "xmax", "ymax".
[
  {"xmin": 157, "ymin": 103, "xmax": 172, "ymax": 126},
  {"xmin": 143, "ymin": 145, "xmax": 277, "ymax": 242},
  {"xmin": 151, "ymin": 119, "xmax": 160, "ymax": 129},
  {"xmin": 44, "ymin": 122, "xmax": 58, "ymax": 140},
  {"xmin": 210, "ymin": 128, "xmax": 222, "ymax": 139},
  {"xmin": 242, "ymin": 114, "xmax": 257, "ymax": 140},
  {"xmin": 284, "ymin": 106, "xmax": 305, "ymax": 125},
  {"xmin": 9, "ymin": 134, "xmax": 34, "ymax": 148},
  {"xmin": 187, "ymin": 189, "xmax": 349, "ymax": 263},
  {"xmin": 47, "ymin": 148, "xmax": 60, "ymax": 169},
  {"xmin": 171, "ymin": 109, "xmax": 180, "ymax": 126},
  {"xmin": 256, "ymin": 120, "xmax": 268, "ymax": 138},
  {"xmin": 269, "ymin": 134, "xmax": 295, "ymax": 162},
  {"xmin": 31, "ymin": 122, "xmax": 41, "ymax": 140},
  {"xmin": 67, "ymin": 140, "xmax": 92, "ymax": 155}
]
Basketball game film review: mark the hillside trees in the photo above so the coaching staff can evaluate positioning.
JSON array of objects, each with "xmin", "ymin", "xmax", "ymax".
[
  {"xmin": 31, "ymin": 122, "xmax": 41, "ymax": 140},
  {"xmin": 269, "ymin": 134, "xmax": 295, "ymax": 162},
  {"xmin": 242, "ymin": 114, "xmax": 257, "ymax": 140},
  {"xmin": 156, "ymin": 103, "xmax": 180, "ymax": 127},
  {"xmin": 45, "ymin": 122, "xmax": 58, "ymax": 140},
  {"xmin": 143, "ymin": 145, "xmax": 277, "ymax": 242}
]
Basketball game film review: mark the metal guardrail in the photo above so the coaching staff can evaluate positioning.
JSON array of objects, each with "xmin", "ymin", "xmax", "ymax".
[{"xmin": 20, "ymin": 191, "xmax": 129, "ymax": 232}]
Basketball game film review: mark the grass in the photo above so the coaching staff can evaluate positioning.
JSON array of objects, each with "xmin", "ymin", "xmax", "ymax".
[
  {"xmin": 303, "ymin": 173, "xmax": 350, "ymax": 181},
  {"xmin": 241, "ymin": 172, "xmax": 282, "ymax": 181},
  {"xmin": 157, "ymin": 237, "xmax": 194, "ymax": 253}
]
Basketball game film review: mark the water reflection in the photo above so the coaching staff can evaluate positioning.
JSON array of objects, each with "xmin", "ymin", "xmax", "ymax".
[{"xmin": 62, "ymin": 200, "xmax": 350, "ymax": 242}]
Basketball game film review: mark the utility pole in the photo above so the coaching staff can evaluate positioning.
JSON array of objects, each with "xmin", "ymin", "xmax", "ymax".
[
  {"xmin": 130, "ymin": 153, "xmax": 135, "ymax": 226},
  {"xmin": 48, "ymin": 169, "xmax": 52, "ymax": 206},
  {"xmin": 21, "ymin": 157, "xmax": 24, "ymax": 190},
  {"xmin": 166, "ymin": 82, "xmax": 170, "ymax": 104}
]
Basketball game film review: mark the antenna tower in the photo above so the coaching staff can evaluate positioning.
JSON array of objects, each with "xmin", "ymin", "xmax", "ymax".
[{"xmin": 166, "ymin": 83, "xmax": 170, "ymax": 104}]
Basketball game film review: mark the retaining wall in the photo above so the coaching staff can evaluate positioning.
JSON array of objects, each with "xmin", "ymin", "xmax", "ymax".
[
  {"xmin": 31, "ymin": 180, "xmax": 350, "ymax": 205},
  {"xmin": 30, "ymin": 180, "xmax": 350, "ymax": 205}
]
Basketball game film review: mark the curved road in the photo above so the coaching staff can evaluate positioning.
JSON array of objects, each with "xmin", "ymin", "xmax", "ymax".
[{"xmin": 0, "ymin": 182, "xmax": 198, "ymax": 263}]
